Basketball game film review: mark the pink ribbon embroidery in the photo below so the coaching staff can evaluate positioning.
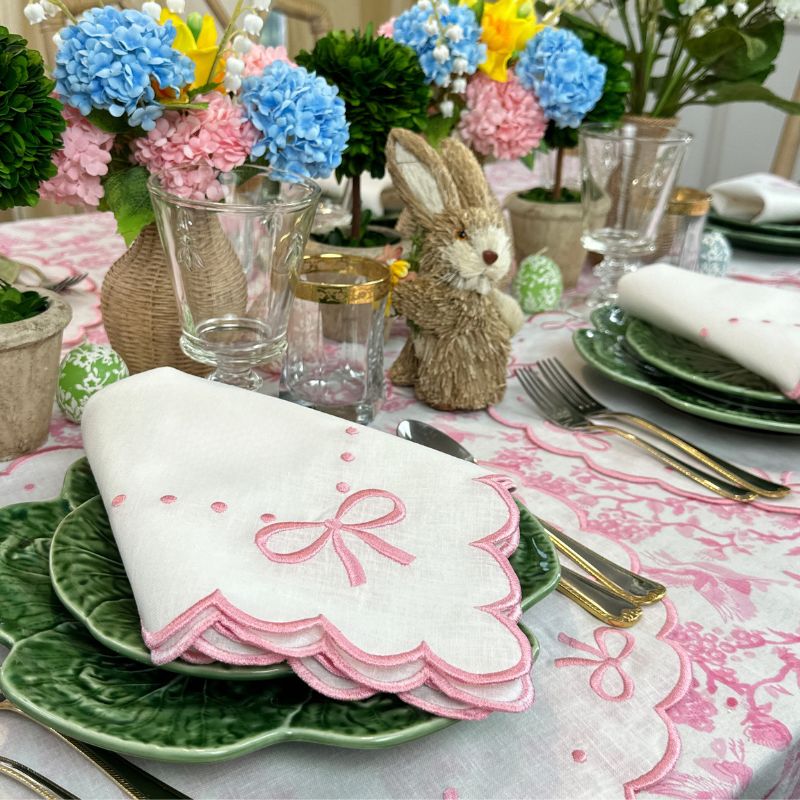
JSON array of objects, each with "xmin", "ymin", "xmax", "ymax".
[
  {"xmin": 554, "ymin": 627, "xmax": 636, "ymax": 702},
  {"xmin": 255, "ymin": 490, "xmax": 414, "ymax": 587}
]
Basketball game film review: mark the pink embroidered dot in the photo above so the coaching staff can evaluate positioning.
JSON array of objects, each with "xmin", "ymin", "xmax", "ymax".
[
  {"xmin": 260, "ymin": 513, "xmax": 275, "ymax": 523},
  {"xmin": 443, "ymin": 790, "xmax": 459, "ymax": 800},
  {"xmin": 699, "ymin": 327, "xmax": 709, "ymax": 338},
  {"xmin": 571, "ymin": 749, "xmax": 587, "ymax": 763},
  {"xmin": 345, "ymin": 426, "xmax": 359, "ymax": 436},
  {"xmin": 111, "ymin": 494, "xmax": 126, "ymax": 507},
  {"xmin": 160, "ymin": 495, "xmax": 177, "ymax": 504},
  {"xmin": 762, "ymin": 319, "xmax": 772, "ymax": 323},
  {"xmin": 336, "ymin": 482, "xmax": 350, "ymax": 494},
  {"xmin": 728, "ymin": 317, "xmax": 739, "ymax": 324},
  {"xmin": 23, "ymin": 483, "xmax": 35, "ymax": 492},
  {"xmin": 726, "ymin": 697, "xmax": 738, "ymax": 708},
  {"xmin": 340, "ymin": 452, "xmax": 355, "ymax": 462},
  {"xmin": 211, "ymin": 502, "xmax": 227, "ymax": 514}
]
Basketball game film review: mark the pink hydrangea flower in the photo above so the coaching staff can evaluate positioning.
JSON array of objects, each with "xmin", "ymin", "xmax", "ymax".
[
  {"xmin": 458, "ymin": 70, "xmax": 547, "ymax": 161},
  {"xmin": 242, "ymin": 44, "xmax": 294, "ymax": 78},
  {"xmin": 39, "ymin": 104, "xmax": 115, "ymax": 207},
  {"xmin": 132, "ymin": 93, "xmax": 259, "ymax": 201},
  {"xmin": 378, "ymin": 17, "xmax": 396, "ymax": 37}
]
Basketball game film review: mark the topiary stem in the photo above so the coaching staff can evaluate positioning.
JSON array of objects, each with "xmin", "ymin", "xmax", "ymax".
[
  {"xmin": 552, "ymin": 147, "xmax": 565, "ymax": 202},
  {"xmin": 351, "ymin": 173, "xmax": 362, "ymax": 241}
]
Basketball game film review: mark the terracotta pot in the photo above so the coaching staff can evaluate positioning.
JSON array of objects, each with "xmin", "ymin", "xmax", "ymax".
[
  {"xmin": 0, "ymin": 290, "xmax": 72, "ymax": 460},
  {"xmin": 305, "ymin": 225, "xmax": 410, "ymax": 261},
  {"xmin": 504, "ymin": 195, "xmax": 609, "ymax": 288}
]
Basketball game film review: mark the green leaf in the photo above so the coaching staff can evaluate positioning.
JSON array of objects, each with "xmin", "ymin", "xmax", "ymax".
[
  {"xmin": 520, "ymin": 150, "xmax": 536, "ymax": 170},
  {"xmin": 101, "ymin": 166, "xmax": 155, "ymax": 246},
  {"xmin": 86, "ymin": 109, "xmax": 141, "ymax": 135},
  {"xmin": 687, "ymin": 21, "xmax": 783, "ymax": 82},
  {"xmin": 701, "ymin": 80, "xmax": 800, "ymax": 114},
  {"xmin": 422, "ymin": 113, "xmax": 458, "ymax": 148}
]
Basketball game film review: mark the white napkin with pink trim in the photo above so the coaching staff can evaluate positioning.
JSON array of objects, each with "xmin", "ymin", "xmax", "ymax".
[
  {"xmin": 81, "ymin": 368, "xmax": 532, "ymax": 719},
  {"xmin": 708, "ymin": 172, "xmax": 800, "ymax": 224},
  {"xmin": 618, "ymin": 264, "xmax": 800, "ymax": 400}
]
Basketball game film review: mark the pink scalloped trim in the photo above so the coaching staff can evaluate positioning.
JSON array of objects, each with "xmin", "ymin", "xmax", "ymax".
[
  {"xmin": 139, "ymin": 475, "xmax": 531, "ymax": 714},
  {"xmin": 623, "ymin": 597, "xmax": 692, "ymax": 798}
]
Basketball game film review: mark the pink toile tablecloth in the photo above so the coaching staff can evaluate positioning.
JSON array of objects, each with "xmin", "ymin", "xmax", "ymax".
[{"xmin": 0, "ymin": 211, "xmax": 799, "ymax": 800}]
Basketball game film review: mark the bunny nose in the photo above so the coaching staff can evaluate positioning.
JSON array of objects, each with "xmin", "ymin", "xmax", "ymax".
[{"xmin": 482, "ymin": 250, "xmax": 499, "ymax": 265}]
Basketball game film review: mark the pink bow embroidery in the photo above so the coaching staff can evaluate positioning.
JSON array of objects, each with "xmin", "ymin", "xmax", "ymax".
[
  {"xmin": 554, "ymin": 627, "xmax": 636, "ymax": 702},
  {"xmin": 255, "ymin": 490, "xmax": 414, "ymax": 587}
]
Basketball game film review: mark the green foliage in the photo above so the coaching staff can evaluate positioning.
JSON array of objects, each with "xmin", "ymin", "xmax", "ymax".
[
  {"xmin": 518, "ymin": 186, "xmax": 581, "ymax": 203},
  {"xmin": 98, "ymin": 166, "xmax": 155, "ymax": 246},
  {"xmin": 297, "ymin": 26, "xmax": 431, "ymax": 181},
  {"xmin": 312, "ymin": 210, "xmax": 401, "ymax": 248},
  {"xmin": 0, "ymin": 279, "xmax": 48, "ymax": 324},
  {"xmin": 544, "ymin": 15, "xmax": 632, "ymax": 150},
  {"xmin": 0, "ymin": 27, "xmax": 66, "ymax": 210}
]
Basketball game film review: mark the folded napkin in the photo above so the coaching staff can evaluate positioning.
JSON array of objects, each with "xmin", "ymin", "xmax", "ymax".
[
  {"xmin": 707, "ymin": 172, "xmax": 800, "ymax": 224},
  {"xmin": 618, "ymin": 264, "xmax": 800, "ymax": 400},
  {"xmin": 82, "ymin": 368, "xmax": 532, "ymax": 719}
]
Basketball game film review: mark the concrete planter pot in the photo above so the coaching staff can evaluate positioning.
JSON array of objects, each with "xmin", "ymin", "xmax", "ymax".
[
  {"xmin": 504, "ymin": 194, "xmax": 609, "ymax": 288},
  {"xmin": 0, "ymin": 289, "xmax": 72, "ymax": 460},
  {"xmin": 305, "ymin": 225, "xmax": 410, "ymax": 261}
]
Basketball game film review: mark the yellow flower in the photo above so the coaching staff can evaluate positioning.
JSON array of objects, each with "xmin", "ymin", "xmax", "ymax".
[
  {"xmin": 386, "ymin": 259, "xmax": 411, "ymax": 316},
  {"xmin": 468, "ymin": 0, "xmax": 544, "ymax": 82},
  {"xmin": 159, "ymin": 9, "xmax": 222, "ymax": 92}
]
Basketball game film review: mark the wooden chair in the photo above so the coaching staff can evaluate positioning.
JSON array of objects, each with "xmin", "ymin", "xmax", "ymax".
[{"xmin": 770, "ymin": 73, "xmax": 800, "ymax": 179}]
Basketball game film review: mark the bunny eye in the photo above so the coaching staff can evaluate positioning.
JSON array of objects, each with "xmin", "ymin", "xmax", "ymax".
[{"xmin": 456, "ymin": 229, "xmax": 469, "ymax": 240}]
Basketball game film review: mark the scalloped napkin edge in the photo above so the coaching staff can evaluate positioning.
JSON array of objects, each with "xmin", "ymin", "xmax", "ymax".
[{"xmin": 82, "ymin": 368, "xmax": 533, "ymax": 718}]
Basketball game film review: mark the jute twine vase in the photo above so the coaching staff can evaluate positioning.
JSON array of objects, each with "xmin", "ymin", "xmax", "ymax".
[{"xmin": 101, "ymin": 220, "xmax": 247, "ymax": 376}]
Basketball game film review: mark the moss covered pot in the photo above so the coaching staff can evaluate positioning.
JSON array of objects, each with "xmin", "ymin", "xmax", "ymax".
[{"xmin": 0, "ymin": 289, "xmax": 72, "ymax": 460}]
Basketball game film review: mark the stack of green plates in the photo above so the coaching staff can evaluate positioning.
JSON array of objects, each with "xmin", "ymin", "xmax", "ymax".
[
  {"xmin": 573, "ymin": 307, "xmax": 800, "ymax": 434},
  {"xmin": 707, "ymin": 211, "xmax": 800, "ymax": 255},
  {"xmin": 0, "ymin": 459, "xmax": 561, "ymax": 762}
]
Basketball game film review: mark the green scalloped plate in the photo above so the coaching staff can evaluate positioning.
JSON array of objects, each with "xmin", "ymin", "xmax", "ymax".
[
  {"xmin": 707, "ymin": 214, "xmax": 800, "ymax": 255},
  {"xmin": 625, "ymin": 318, "xmax": 788, "ymax": 404},
  {"xmin": 0, "ymin": 459, "xmax": 559, "ymax": 763},
  {"xmin": 573, "ymin": 308, "xmax": 800, "ymax": 434},
  {"xmin": 708, "ymin": 211, "xmax": 800, "ymax": 237}
]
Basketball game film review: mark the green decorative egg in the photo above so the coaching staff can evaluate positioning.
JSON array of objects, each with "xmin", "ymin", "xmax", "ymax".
[
  {"xmin": 513, "ymin": 253, "xmax": 563, "ymax": 314},
  {"xmin": 57, "ymin": 343, "xmax": 129, "ymax": 423}
]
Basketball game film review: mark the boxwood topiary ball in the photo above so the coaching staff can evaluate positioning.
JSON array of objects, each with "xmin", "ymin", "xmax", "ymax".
[
  {"xmin": 57, "ymin": 343, "xmax": 129, "ymax": 423},
  {"xmin": 513, "ymin": 253, "xmax": 563, "ymax": 314}
]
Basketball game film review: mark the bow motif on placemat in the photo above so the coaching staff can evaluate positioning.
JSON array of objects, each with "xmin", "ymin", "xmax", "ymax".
[{"xmin": 256, "ymin": 490, "xmax": 414, "ymax": 587}]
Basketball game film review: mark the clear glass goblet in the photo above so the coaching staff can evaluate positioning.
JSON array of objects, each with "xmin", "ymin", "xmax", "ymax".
[
  {"xmin": 149, "ymin": 166, "xmax": 321, "ymax": 391},
  {"xmin": 579, "ymin": 122, "xmax": 693, "ymax": 308}
]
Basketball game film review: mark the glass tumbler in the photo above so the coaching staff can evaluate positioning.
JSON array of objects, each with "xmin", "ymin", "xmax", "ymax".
[
  {"xmin": 580, "ymin": 122, "xmax": 693, "ymax": 307},
  {"xmin": 281, "ymin": 254, "xmax": 390, "ymax": 424},
  {"xmin": 661, "ymin": 187, "xmax": 711, "ymax": 271},
  {"xmin": 148, "ymin": 165, "xmax": 320, "ymax": 391}
]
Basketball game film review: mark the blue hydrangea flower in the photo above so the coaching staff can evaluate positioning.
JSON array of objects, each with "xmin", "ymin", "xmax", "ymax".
[
  {"xmin": 393, "ymin": 3, "xmax": 485, "ymax": 87},
  {"xmin": 53, "ymin": 7, "xmax": 195, "ymax": 131},
  {"xmin": 240, "ymin": 61, "xmax": 349, "ymax": 180},
  {"xmin": 516, "ymin": 28, "xmax": 606, "ymax": 129}
]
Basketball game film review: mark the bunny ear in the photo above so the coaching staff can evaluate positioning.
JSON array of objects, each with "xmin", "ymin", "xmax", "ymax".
[
  {"xmin": 439, "ymin": 137, "xmax": 499, "ymax": 212},
  {"xmin": 386, "ymin": 129, "xmax": 461, "ymax": 228}
]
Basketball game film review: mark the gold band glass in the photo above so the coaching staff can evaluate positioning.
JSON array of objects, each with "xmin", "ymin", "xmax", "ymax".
[{"xmin": 294, "ymin": 254, "xmax": 391, "ymax": 304}]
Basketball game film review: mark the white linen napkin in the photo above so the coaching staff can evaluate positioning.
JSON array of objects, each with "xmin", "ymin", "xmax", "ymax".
[
  {"xmin": 81, "ymin": 368, "xmax": 532, "ymax": 718},
  {"xmin": 617, "ymin": 264, "xmax": 800, "ymax": 400},
  {"xmin": 707, "ymin": 172, "xmax": 800, "ymax": 224}
]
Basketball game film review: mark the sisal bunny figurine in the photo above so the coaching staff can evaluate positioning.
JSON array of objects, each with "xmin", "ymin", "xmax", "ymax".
[{"xmin": 385, "ymin": 128, "xmax": 524, "ymax": 411}]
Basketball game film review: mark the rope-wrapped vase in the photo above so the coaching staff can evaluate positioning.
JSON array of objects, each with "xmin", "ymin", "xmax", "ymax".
[{"xmin": 101, "ymin": 221, "xmax": 247, "ymax": 376}]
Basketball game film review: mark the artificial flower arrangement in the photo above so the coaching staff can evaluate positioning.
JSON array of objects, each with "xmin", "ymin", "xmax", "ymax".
[
  {"xmin": 24, "ymin": 0, "xmax": 350, "ymax": 245},
  {"xmin": 382, "ymin": 0, "xmax": 618, "ymax": 177},
  {"xmin": 567, "ymin": 0, "xmax": 800, "ymax": 118}
]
